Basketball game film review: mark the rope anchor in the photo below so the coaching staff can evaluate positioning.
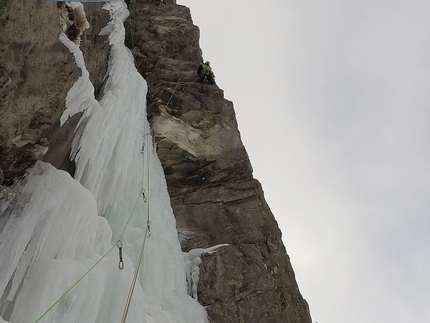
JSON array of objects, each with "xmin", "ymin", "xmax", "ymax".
[{"xmin": 117, "ymin": 240, "xmax": 124, "ymax": 270}]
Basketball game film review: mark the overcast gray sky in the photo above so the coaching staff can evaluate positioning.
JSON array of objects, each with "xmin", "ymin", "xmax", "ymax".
[{"xmin": 179, "ymin": 1, "xmax": 430, "ymax": 322}]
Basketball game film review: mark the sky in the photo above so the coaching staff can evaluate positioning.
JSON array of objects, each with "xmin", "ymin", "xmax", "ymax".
[{"xmin": 179, "ymin": 1, "xmax": 430, "ymax": 323}]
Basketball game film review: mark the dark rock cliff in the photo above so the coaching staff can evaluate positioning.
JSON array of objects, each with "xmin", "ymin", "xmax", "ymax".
[{"xmin": 0, "ymin": 1, "xmax": 311, "ymax": 322}]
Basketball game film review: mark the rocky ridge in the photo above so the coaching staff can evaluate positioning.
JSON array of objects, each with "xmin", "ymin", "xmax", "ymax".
[{"xmin": 0, "ymin": 1, "xmax": 312, "ymax": 322}]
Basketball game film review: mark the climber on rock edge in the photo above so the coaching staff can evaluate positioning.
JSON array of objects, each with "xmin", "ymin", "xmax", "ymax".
[{"xmin": 197, "ymin": 61, "xmax": 216, "ymax": 85}]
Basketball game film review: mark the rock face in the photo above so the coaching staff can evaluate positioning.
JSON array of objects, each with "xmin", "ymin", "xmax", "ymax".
[
  {"xmin": 125, "ymin": 1, "xmax": 312, "ymax": 322},
  {"xmin": 0, "ymin": 0, "xmax": 77, "ymax": 183},
  {"xmin": 0, "ymin": 1, "xmax": 109, "ymax": 183},
  {"xmin": 0, "ymin": 1, "xmax": 311, "ymax": 323}
]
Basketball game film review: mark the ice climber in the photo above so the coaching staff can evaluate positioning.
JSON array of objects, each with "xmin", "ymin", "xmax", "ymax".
[{"xmin": 197, "ymin": 61, "xmax": 216, "ymax": 84}]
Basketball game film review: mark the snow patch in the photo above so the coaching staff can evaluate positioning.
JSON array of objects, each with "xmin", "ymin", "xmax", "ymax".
[
  {"xmin": 58, "ymin": 2, "xmax": 90, "ymax": 45},
  {"xmin": 184, "ymin": 244, "xmax": 229, "ymax": 301}
]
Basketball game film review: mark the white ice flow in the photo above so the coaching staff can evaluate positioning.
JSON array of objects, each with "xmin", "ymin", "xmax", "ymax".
[{"xmin": 0, "ymin": 2, "xmax": 207, "ymax": 322}]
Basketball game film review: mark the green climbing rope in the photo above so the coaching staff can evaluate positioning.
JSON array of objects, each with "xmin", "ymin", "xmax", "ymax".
[
  {"xmin": 120, "ymin": 129, "xmax": 152, "ymax": 323},
  {"xmin": 34, "ymin": 244, "xmax": 116, "ymax": 323},
  {"xmin": 33, "ymin": 149, "xmax": 147, "ymax": 323}
]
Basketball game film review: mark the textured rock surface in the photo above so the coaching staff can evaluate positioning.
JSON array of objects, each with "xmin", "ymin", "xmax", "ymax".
[
  {"xmin": 0, "ymin": 1, "xmax": 312, "ymax": 322},
  {"xmin": 126, "ymin": 1, "xmax": 312, "ymax": 322},
  {"xmin": 0, "ymin": 0, "xmax": 109, "ymax": 183}
]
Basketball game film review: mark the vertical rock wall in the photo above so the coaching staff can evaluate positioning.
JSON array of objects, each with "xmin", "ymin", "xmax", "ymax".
[
  {"xmin": 125, "ymin": 1, "xmax": 312, "ymax": 322},
  {"xmin": 0, "ymin": 0, "xmax": 109, "ymax": 184},
  {"xmin": 0, "ymin": 0, "xmax": 77, "ymax": 182}
]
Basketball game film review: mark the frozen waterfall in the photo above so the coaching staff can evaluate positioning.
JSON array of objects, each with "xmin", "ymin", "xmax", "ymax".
[{"xmin": 0, "ymin": 2, "xmax": 207, "ymax": 322}]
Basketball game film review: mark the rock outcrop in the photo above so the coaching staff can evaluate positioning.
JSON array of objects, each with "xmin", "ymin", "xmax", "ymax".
[
  {"xmin": 0, "ymin": 1, "xmax": 311, "ymax": 323},
  {"xmin": 125, "ymin": 1, "xmax": 311, "ymax": 322},
  {"xmin": 0, "ymin": 1, "xmax": 109, "ymax": 183}
]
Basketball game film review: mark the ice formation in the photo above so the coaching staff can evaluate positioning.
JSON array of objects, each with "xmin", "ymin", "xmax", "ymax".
[
  {"xmin": 0, "ymin": 2, "xmax": 207, "ymax": 322},
  {"xmin": 184, "ymin": 245, "xmax": 228, "ymax": 301}
]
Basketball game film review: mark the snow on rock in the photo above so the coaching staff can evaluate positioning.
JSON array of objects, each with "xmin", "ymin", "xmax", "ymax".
[
  {"xmin": 58, "ymin": 2, "xmax": 90, "ymax": 45},
  {"xmin": 184, "ymin": 244, "xmax": 229, "ymax": 301},
  {"xmin": 67, "ymin": 2, "xmax": 90, "ymax": 31}
]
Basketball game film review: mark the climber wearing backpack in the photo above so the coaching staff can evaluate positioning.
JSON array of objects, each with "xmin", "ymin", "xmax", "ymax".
[{"xmin": 197, "ymin": 61, "xmax": 215, "ymax": 85}]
